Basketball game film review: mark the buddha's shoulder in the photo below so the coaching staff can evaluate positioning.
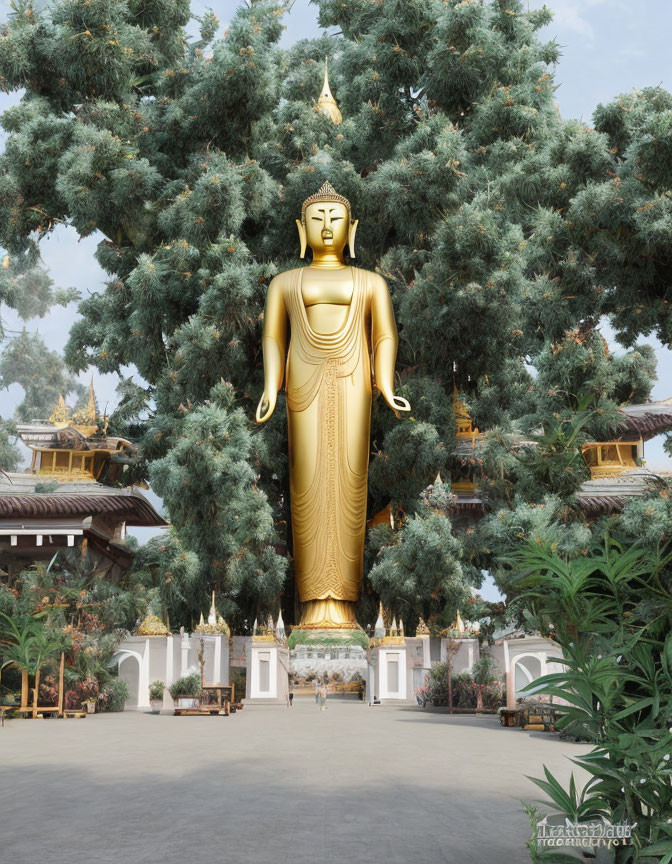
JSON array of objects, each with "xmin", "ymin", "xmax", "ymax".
[
  {"xmin": 267, "ymin": 268, "xmax": 303, "ymax": 293},
  {"xmin": 352, "ymin": 267, "xmax": 388, "ymax": 293}
]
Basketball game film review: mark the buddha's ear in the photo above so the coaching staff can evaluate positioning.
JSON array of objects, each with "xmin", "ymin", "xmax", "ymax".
[
  {"xmin": 296, "ymin": 219, "xmax": 307, "ymax": 259},
  {"xmin": 348, "ymin": 219, "xmax": 358, "ymax": 259}
]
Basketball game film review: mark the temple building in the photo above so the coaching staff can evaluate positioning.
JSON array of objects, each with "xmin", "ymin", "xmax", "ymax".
[
  {"xmin": 576, "ymin": 398, "xmax": 672, "ymax": 516},
  {"xmin": 0, "ymin": 386, "xmax": 166, "ymax": 579},
  {"xmin": 446, "ymin": 388, "xmax": 672, "ymax": 519}
]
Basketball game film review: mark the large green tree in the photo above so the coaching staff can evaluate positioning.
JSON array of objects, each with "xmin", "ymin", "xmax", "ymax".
[
  {"xmin": 0, "ymin": 0, "xmax": 669, "ymax": 628},
  {"xmin": 0, "ymin": 244, "xmax": 81, "ymax": 469}
]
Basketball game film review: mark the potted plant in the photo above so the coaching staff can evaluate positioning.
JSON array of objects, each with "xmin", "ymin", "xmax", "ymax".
[
  {"xmin": 149, "ymin": 680, "xmax": 164, "ymax": 713},
  {"xmin": 83, "ymin": 697, "xmax": 96, "ymax": 715}
]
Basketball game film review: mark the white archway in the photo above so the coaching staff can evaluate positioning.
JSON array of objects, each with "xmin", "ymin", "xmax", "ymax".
[
  {"xmin": 507, "ymin": 651, "xmax": 548, "ymax": 707},
  {"xmin": 111, "ymin": 647, "xmax": 148, "ymax": 708}
]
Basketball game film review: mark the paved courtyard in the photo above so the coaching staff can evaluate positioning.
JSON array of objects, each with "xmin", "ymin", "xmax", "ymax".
[{"xmin": 0, "ymin": 698, "xmax": 589, "ymax": 864}]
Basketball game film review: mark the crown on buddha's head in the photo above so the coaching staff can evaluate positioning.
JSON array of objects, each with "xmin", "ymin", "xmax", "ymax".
[{"xmin": 301, "ymin": 181, "xmax": 352, "ymax": 224}]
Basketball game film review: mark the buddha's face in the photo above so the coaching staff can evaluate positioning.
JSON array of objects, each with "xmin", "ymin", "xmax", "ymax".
[{"xmin": 304, "ymin": 200, "xmax": 349, "ymax": 254}]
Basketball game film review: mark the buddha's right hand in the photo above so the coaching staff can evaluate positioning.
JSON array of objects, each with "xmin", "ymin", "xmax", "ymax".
[{"xmin": 255, "ymin": 391, "xmax": 277, "ymax": 424}]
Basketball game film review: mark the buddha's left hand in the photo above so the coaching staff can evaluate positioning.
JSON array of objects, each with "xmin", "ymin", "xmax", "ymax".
[{"xmin": 386, "ymin": 394, "xmax": 411, "ymax": 412}]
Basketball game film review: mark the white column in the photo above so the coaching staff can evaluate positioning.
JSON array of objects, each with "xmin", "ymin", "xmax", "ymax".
[
  {"xmin": 213, "ymin": 636, "xmax": 221, "ymax": 684},
  {"xmin": 137, "ymin": 639, "xmax": 151, "ymax": 708},
  {"xmin": 422, "ymin": 636, "xmax": 430, "ymax": 669},
  {"xmin": 163, "ymin": 635, "xmax": 174, "ymax": 709},
  {"xmin": 181, "ymin": 633, "xmax": 190, "ymax": 676}
]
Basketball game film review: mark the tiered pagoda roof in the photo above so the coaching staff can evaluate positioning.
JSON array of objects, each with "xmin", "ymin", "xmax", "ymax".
[
  {"xmin": 447, "ymin": 391, "xmax": 672, "ymax": 518},
  {"xmin": 616, "ymin": 398, "xmax": 672, "ymax": 441},
  {"xmin": 575, "ymin": 469, "xmax": 668, "ymax": 517},
  {"xmin": 1, "ymin": 386, "xmax": 166, "ymax": 576},
  {"xmin": 0, "ymin": 473, "xmax": 164, "ymax": 526}
]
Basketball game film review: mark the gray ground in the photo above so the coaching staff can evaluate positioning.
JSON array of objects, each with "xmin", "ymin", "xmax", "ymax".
[{"xmin": 0, "ymin": 698, "xmax": 589, "ymax": 864}]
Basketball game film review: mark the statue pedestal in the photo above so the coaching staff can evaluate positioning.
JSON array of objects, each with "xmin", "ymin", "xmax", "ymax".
[{"xmin": 246, "ymin": 639, "xmax": 289, "ymax": 703}]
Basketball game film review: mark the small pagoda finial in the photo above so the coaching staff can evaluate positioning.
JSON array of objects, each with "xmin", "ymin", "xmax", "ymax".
[
  {"xmin": 453, "ymin": 379, "xmax": 477, "ymax": 439},
  {"xmin": 417, "ymin": 617, "xmax": 429, "ymax": 636},
  {"xmin": 374, "ymin": 601, "xmax": 385, "ymax": 638},
  {"xmin": 316, "ymin": 57, "xmax": 342, "ymax": 125},
  {"xmin": 208, "ymin": 590, "xmax": 217, "ymax": 626}
]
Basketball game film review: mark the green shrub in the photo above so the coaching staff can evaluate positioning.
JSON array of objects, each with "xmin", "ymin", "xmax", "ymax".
[
  {"xmin": 101, "ymin": 678, "xmax": 129, "ymax": 712},
  {"xmin": 149, "ymin": 680, "xmax": 164, "ymax": 701},
  {"xmin": 168, "ymin": 673, "xmax": 201, "ymax": 701},
  {"xmin": 508, "ymin": 536, "xmax": 672, "ymax": 861}
]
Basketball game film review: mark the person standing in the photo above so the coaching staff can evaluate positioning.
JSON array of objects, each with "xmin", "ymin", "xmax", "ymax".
[{"xmin": 319, "ymin": 680, "xmax": 328, "ymax": 711}]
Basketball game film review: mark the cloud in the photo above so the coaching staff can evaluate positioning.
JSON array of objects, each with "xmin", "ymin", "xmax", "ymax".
[
  {"xmin": 541, "ymin": 0, "xmax": 596, "ymax": 40},
  {"xmin": 530, "ymin": 0, "xmax": 614, "ymax": 43}
]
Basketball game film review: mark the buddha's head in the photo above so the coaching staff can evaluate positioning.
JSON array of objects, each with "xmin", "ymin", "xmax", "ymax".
[{"xmin": 296, "ymin": 181, "xmax": 358, "ymax": 260}]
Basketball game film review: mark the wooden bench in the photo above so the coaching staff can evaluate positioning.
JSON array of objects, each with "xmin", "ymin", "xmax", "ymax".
[{"xmin": 173, "ymin": 684, "xmax": 235, "ymax": 716}]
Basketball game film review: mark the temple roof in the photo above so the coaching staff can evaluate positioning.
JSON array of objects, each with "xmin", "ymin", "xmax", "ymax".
[
  {"xmin": 0, "ymin": 473, "xmax": 166, "ymax": 527},
  {"xmin": 575, "ymin": 468, "xmax": 669, "ymax": 516},
  {"xmin": 16, "ymin": 423, "xmax": 136, "ymax": 455},
  {"xmin": 616, "ymin": 399, "xmax": 672, "ymax": 442}
]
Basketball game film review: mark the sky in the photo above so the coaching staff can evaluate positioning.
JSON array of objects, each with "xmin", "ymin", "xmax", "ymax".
[{"xmin": 0, "ymin": 0, "xmax": 670, "ymax": 597}]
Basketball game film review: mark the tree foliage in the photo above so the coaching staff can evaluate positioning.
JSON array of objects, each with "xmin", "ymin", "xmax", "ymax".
[{"xmin": 0, "ymin": 0, "xmax": 670, "ymax": 625}]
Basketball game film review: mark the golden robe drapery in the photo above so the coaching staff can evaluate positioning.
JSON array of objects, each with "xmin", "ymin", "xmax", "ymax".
[{"xmin": 285, "ymin": 266, "xmax": 372, "ymax": 604}]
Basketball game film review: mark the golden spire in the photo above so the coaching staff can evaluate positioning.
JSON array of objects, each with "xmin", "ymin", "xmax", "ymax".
[
  {"xmin": 69, "ymin": 377, "xmax": 100, "ymax": 436},
  {"xmin": 316, "ymin": 58, "xmax": 342, "ymax": 126},
  {"xmin": 87, "ymin": 378, "xmax": 96, "ymax": 418}
]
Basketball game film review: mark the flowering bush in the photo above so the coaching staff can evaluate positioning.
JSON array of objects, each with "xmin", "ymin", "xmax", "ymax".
[
  {"xmin": 64, "ymin": 677, "xmax": 99, "ymax": 710},
  {"xmin": 426, "ymin": 662, "xmax": 504, "ymax": 710}
]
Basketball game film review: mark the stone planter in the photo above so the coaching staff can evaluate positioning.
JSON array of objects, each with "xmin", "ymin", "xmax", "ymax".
[
  {"xmin": 150, "ymin": 699, "xmax": 162, "ymax": 714},
  {"xmin": 84, "ymin": 701, "xmax": 96, "ymax": 714}
]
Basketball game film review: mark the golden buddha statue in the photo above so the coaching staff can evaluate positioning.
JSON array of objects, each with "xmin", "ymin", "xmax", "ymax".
[{"xmin": 256, "ymin": 181, "xmax": 410, "ymax": 629}]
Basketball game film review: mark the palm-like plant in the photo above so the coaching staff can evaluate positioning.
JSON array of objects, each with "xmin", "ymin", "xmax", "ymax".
[
  {"xmin": 0, "ymin": 612, "xmax": 63, "ymax": 716},
  {"xmin": 503, "ymin": 536, "xmax": 672, "ymax": 862}
]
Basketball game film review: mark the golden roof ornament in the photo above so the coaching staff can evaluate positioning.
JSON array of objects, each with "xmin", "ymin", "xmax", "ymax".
[
  {"xmin": 416, "ymin": 617, "xmax": 430, "ymax": 636},
  {"xmin": 50, "ymin": 394, "xmax": 70, "ymax": 426},
  {"xmin": 137, "ymin": 614, "xmax": 170, "ymax": 636},
  {"xmin": 315, "ymin": 58, "xmax": 342, "ymax": 126},
  {"xmin": 301, "ymin": 180, "xmax": 351, "ymax": 224}
]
